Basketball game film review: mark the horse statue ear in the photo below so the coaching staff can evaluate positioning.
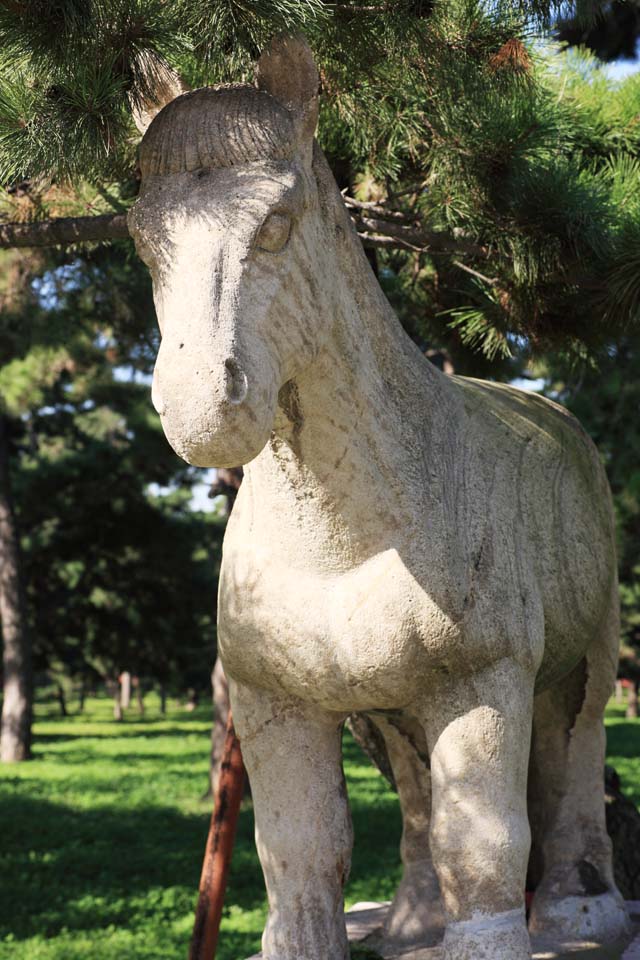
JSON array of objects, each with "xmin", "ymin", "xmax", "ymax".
[
  {"xmin": 255, "ymin": 35, "xmax": 320, "ymax": 147},
  {"xmin": 131, "ymin": 56, "xmax": 190, "ymax": 135}
]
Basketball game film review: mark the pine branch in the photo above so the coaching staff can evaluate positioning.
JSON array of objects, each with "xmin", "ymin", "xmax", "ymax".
[
  {"xmin": 342, "ymin": 191, "xmax": 411, "ymax": 221},
  {"xmin": 451, "ymin": 259, "xmax": 498, "ymax": 285},
  {"xmin": 349, "ymin": 206, "xmax": 487, "ymax": 258},
  {"xmin": 358, "ymin": 230, "xmax": 425, "ymax": 252},
  {"xmin": 0, "ymin": 213, "xmax": 129, "ymax": 248},
  {"xmin": 0, "ymin": 201, "xmax": 490, "ymax": 268},
  {"xmin": 331, "ymin": 4, "xmax": 388, "ymax": 11}
]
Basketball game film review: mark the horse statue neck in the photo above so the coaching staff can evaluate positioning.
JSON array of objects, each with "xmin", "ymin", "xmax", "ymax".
[{"xmin": 242, "ymin": 149, "xmax": 453, "ymax": 566}]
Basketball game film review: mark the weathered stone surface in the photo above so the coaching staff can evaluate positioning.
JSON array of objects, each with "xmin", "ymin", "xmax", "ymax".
[
  {"xmin": 247, "ymin": 901, "xmax": 640, "ymax": 959},
  {"xmin": 346, "ymin": 903, "xmax": 640, "ymax": 960},
  {"xmin": 130, "ymin": 33, "xmax": 629, "ymax": 960}
]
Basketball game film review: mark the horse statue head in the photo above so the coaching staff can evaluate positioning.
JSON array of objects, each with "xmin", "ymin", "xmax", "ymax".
[{"xmin": 128, "ymin": 37, "xmax": 348, "ymax": 469}]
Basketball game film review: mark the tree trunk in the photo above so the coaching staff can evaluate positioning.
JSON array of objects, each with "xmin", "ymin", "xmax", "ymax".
[
  {"xmin": 78, "ymin": 676, "xmax": 87, "ymax": 713},
  {"xmin": 209, "ymin": 467, "xmax": 243, "ymax": 516},
  {"xmin": 133, "ymin": 676, "xmax": 144, "ymax": 715},
  {"xmin": 159, "ymin": 685, "xmax": 167, "ymax": 714},
  {"xmin": 205, "ymin": 657, "xmax": 250, "ymax": 801},
  {"xmin": 204, "ymin": 469, "xmax": 245, "ymax": 797},
  {"xmin": 120, "ymin": 671, "xmax": 131, "ymax": 710},
  {"xmin": 615, "ymin": 679, "xmax": 624, "ymax": 703},
  {"xmin": 347, "ymin": 713, "xmax": 396, "ymax": 790},
  {"xmin": 208, "ymin": 657, "xmax": 230, "ymax": 797},
  {"xmin": 627, "ymin": 682, "xmax": 638, "ymax": 719},
  {"xmin": 56, "ymin": 683, "xmax": 67, "ymax": 717},
  {"xmin": 190, "ymin": 712, "xmax": 245, "ymax": 960},
  {"xmin": 110, "ymin": 680, "xmax": 123, "ymax": 722},
  {"xmin": 0, "ymin": 211, "xmax": 129, "ymax": 249},
  {"xmin": 0, "ymin": 415, "xmax": 33, "ymax": 763}
]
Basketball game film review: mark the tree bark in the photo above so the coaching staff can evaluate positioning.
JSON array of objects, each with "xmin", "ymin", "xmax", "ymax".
[
  {"xmin": 0, "ymin": 415, "xmax": 33, "ymax": 762},
  {"xmin": 109, "ymin": 679, "xmax": 123, "ymax": 721},
  {"xmin": 206, "ymin": 657, "xmax": 251, "ymax": 800},
  {"xmin": 133, "ymin": 676, "xmax": 144, "ymax": 715},
  {"xmin": 209, "ymin": 467, "xmax": 243, "ymax": 515},
  {"xmin": 206, "ymin": 468, "xmax": 245, "ymax": 797},
  {"xmin": 347, "ymin": 713, "xmax": 396, "ymax": 790},
  {"xmin": 0, "ymin": 206, "xmax": 481, "ymax": 265},
  {"xmin": 627, "ymin": 682, "xmax": 638, "ymax": 719},
  {"xmin": 56, "ymin": 684, "xmax": 67, "ymax": 717},
  {"xmin": 209, "ymin": 657, "xmax": 230, "ymax": 797},
  {"xmin": 190, "ymin": 712, "xmax": 245, "ymax": 960},
  {"xmin": 0, "ymin": 212, "xmax": 129, "ymax": 249},
  {"xmin": 120, "ymin": 671, "xmax": 131, "ymax": 710}
]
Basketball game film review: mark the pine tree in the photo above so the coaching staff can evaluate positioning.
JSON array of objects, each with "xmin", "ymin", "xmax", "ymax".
[
  {"xmin": 0, "ymin": 412, "xmax": 32, "ymax": 761},
  {"xmin": 0, "ymin": 249, "xmax": 43, "ymax": 761},
  {"xmin": 0, "ymin": 1, "xmax": 637, "ymax": 359}
]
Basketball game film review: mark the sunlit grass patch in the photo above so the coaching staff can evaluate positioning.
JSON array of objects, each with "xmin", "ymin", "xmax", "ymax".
[{"xmin": 0, "ymin": 696, "xmax": 637, "ymax": 960}]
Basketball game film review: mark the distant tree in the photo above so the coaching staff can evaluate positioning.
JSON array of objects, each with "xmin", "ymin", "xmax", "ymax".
[
  {"xmin": 0, "ymin": 241, "xmax": 222, "ymax": 755},
  {"xmin": 0, "ymin": 413, "xmax": 32, "ymax": 760},
  {"xmin": 0, "ymin": 249, "xmax": 44, "ymax": 761}
]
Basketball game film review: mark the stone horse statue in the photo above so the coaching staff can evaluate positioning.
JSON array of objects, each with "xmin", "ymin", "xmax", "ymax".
[{"xmin": 128, "ymin": 36, "xmax": 629, "ymax": 960}]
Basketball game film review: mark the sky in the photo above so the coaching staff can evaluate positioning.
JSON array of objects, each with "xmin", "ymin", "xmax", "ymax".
[{"xmin": 603, "ymin": 59, "xmax": 640, "ymax": 81}]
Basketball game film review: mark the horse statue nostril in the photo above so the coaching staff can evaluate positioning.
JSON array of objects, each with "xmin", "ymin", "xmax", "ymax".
[{"xmin": 224, "ymin": 358, "xmax": 249, "ymax": 405}]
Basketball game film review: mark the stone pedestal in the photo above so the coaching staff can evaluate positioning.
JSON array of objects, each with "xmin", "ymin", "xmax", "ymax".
[{"xmin": 247, "ymin": 901, "xmax": 640, "ymax": 959}]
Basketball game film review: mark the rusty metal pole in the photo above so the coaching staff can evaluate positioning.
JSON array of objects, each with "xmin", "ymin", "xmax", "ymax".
[{"xmin": 190, "ymin": 711, "xmax": 245, "ymax": 960}]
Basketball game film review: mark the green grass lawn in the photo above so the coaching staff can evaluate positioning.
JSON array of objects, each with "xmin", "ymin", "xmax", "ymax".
[
  {"xmin": 0, "ymin": 696, "xmax": 638, "ymax": 960},
  {"xmin": 0, "ymin": 695, "xmax": 402, "ymax": 960}
]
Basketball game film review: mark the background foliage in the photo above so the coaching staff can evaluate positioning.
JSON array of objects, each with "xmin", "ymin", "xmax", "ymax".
[
  {"xmin": 0, "ymin": 241, "xmax": 221, "ymax": 700},
  {"xmin": 0, "ymin": 0, "xmax": 639, "ymax": 696},
  {"xmin": 1, "ymin": 1, "xmax": 640, "ymax": 356}
]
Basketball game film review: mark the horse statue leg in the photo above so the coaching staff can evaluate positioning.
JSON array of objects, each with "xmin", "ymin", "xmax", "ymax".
[
  {"xmin": 230, "ymin": 679, "xmax": 352, "ymax": 960},
  {"xmin": 420, "ymin": 657, "xmax": 535, "ymax": 960},
  {"xmin": 372, "ymin": 713, "xmax": 444, "ymax": 947},
  {"xmin": 528, "ymin": 593, "xmax": 630, "ymax": 943}
]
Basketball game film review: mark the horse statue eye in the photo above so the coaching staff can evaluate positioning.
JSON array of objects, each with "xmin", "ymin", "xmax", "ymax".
[{"xmin": 256, "ymin": 212, "xmax": 291, "ymax": 253}]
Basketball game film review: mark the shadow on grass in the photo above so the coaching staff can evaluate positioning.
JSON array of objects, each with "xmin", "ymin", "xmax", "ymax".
[
  {"xmin": 0, "ymin": 792, "xmax": 263, "ymax": 944},
  {"xmin": 606, "ymin": 719, "xmax": 640, "ymax": 759},
  {"xmin": 342, "ymin": 734, "xmax": 403, "ymax": 905},
  {"xmin": 0, "ymin": 744, "xmax": 402, "ymax": 955},
  {"xmin": 33, "ymin": 725, "xmax": 211, "ymax": 746},
  {"xmin": 30, "ymin": 750, "xmax": 210, "ymax": 767}
]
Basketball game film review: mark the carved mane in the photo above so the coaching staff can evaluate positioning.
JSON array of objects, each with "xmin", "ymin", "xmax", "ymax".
[{"xmin": 139, "ymin": 84, "xmax": 299, "ymax": 177}]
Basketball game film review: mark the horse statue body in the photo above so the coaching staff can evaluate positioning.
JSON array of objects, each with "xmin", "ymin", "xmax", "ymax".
[{"xmin": 128, "ymin": 37, "xmax": 629, "ymax": 960}]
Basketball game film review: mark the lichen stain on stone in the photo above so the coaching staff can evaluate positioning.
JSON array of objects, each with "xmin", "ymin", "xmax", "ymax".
[{"xmin": 278, "ymin": 380, "xmax": 304, "ymax": 437}]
